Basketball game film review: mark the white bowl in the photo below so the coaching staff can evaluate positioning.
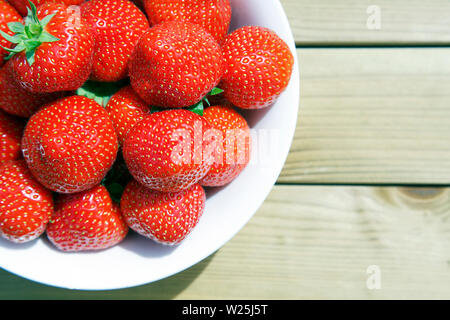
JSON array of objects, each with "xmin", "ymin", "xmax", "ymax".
[{"xmin": 0, "ymin": 0, "xmax": 300, "ymax": 290}]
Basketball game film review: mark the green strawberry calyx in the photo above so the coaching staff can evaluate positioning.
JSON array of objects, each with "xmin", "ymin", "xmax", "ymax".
[
  {"xmin": 77, "ymin": 79, "xmax": 129, "ymax": 107},
  {"xmin": 151, "ymin": 87, "xmax": 224, "ymax": 116},
  {"xmin": 0, "ymin": 1, "xmax": 60, "ymax": 66}
]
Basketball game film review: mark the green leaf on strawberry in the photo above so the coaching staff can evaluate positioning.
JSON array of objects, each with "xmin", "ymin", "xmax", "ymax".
[
  {"xmin": 187, "ymin": 100, "xmax": 205, "ymax": 116},
  {"xmin": 208, "ymin": 87, "xmax": 224, "ymax": 96},
  {"xmin": 0, "ymin": 1, "xmax": 60, "ymax": 66},
  {"xmin": 150, "ymin": 87, "xmax": 223, "ymax": 116},
  {"xmin": 200, "ymin": 87, "xmax": 224, "ymax": 109},
  {"xmin": 151, "ymin": 100, "xmax": 204, "ymax": 116},
  {"xmin": 7, "ymin": 22, "xmax": 25, "ymax": 34},
  {"xmin": 77, "ymin": 79, "xmax": 129, "ymax": 107}
]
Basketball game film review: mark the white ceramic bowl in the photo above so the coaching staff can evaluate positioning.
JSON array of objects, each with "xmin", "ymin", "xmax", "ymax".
[{"xmin": 0, "ymin": 0, "xmax": 300, "ymax": 290}]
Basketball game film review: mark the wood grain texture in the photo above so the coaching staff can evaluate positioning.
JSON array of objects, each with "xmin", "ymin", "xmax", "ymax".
[
  {"xmin": 0, "ymin": 185, "xmax": 449, "ymax": 299},
  {"xmin": 278, "ymin": 48, "xmax": 450, "ymax": 184},
  {"xmin": 280, "ymin": 0, "xmax": 450, "ymax": 45}
]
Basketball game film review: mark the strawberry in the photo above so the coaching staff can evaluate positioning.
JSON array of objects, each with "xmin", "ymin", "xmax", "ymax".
[
  {"xmin": 0, "ymin": 159, "xmax": 53, "ymax": 243},
  {"xmin": 123, "ymin": 109, "xmax": 213, "ymax": 192},
  {"xmin": 200, "ymin": 105, "xmax": 251, "ymax": 187},
  {"xmin": 1, "ymin": 2, "xmax": 94, "ymax": 93},
  {"xmin": 0, "ymin": 61, "xmax": 63, "ymax": 117},
  {"xmin": 120, "ymin": 180, "xmax": 205, "ymax": 245},
  {"xmin": 46, "ymin": 185, "xmax": 128, "ymax": 252},
  {"xmin": 129, "ymin": 21, "xmax": 223, "ymax": 109},
  {"xmin": 0, "ymin": 109, "xmax": 24, "ymax": 164},
  {"xmin": 105, "ymin": 86, "xmax": 150, "ymax": 145},
  {"xmin": 81, "ymin": 0, "xmax": 149, "ymax": 82},
  {"xmin": 143, "ymin": 0, "xmax": 231, "ymax": 43},
  {"xmin": 0, "ymin": 0, "xmax": 22, "ymax": 66},
  {"xmin": 220, "ymin": 26, "xmax": 294, "ymax": 109},
  {"xmin": 21, "ymin": 95, "xmax": 119, "ymax": 194},
  {"xmin": 7, "ymin": 0, "xmax": 84, "ymax": 17}
]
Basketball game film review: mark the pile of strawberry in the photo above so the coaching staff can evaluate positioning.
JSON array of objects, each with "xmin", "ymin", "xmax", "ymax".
[{"xmin": 0, "ymin": 0, "xmax": 294, "ymax": 251}]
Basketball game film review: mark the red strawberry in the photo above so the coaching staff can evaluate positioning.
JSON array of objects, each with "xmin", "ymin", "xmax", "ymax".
[
  {"xmin": 81, "ymin": 0, "xmax": 149, "ymax": 82},
  {"xmin": 0, "ymin": 109, "xmax": 24, "ymax": 164},
  {"xmin": 143, "ymin": 0, "xmax": 231, "ymax": 43},
  {"xmin": 200, "ymin": 105, "xmax": 251, "ymax": 187},
  {"xmin": 46, "ymin": 185, "xmax": 128, "ymax": 252},
  {"xmin": 129, "ymin": 21, "xmax": 223, "ymax": 109},
  {"xmin": 0, "ymin": 61, "xmax": 63, "ymax": 117},
  {"xmin": 3, "ymin": 2, "xmax": 94, "ymax": 93},
  {"xmin": 121, "ymin": 180, "xmax": 205, "ymax": 245},
  {"xmin": 123, "ymin": 109, "xmax": 213, "ymax": 192},
  {"xmin": 21, "ymin": 95, "xmax": 119, "ymax": 194},
  {"xmin": 220, "ymin": 26, "xmax": 294, "ymax": 109},
  {"xmin": 0, "ymin": 159, "xmax": 53, "ymax": 243},
  {"xmin": 8, "ymin": 0, "xmax": 84, "ymax": 17},
  {"xmin": 0, "ymin": 0, "xmax": 22, "ymax": 66},
  {"xmin": 105, "ymin": 86, "xmax": 150, "ymax": 145}
]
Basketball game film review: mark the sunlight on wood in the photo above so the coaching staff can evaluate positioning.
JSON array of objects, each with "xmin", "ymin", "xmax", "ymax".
[
  {"xmin": 172, "ymin": 186, "xmax": 450, "ymax": 299},
  {"xmin": 279, "ymin": 48, "xmax": 450, "ymax": 184},
  {"xmin": 281, "ymin": 0, "xmax": 450, "ymax": 45}
]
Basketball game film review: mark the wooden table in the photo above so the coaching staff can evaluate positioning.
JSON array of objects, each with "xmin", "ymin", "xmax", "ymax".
[{"xmin": 1, "ymin": 0, "xmax": 449, "ymax": 299}]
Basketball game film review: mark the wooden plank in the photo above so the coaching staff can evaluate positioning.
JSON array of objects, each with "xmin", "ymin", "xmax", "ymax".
[
  {"xmin": 278, "ymin": 48, "xmax": 450, "ymax": 184},
  {"xmin": 280, "ymin": 0, "xmax": 450, "ymax": 45},
  {"xmin": 0, "ymin": 185, "xmax": 449, "ymax": 299}
]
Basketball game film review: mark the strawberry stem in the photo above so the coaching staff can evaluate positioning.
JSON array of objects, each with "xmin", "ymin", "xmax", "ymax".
[
  {"xmin": 209, "ymin": 87, "xmax": 224, "ymax": 96},
  {"xmin": 150, "ymin": 87, "xmax": 224, "ymax": 116},
  {"xmin": 0, "ymin": 1, "xmax": 59, "ymax": 65},
  {"xmin": 76, "ymin": 79, "xmax": 129, "ymax": 107}
]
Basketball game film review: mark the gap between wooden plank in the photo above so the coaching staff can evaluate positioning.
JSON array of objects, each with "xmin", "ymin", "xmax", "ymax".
[
  {"xmin": 1, "ymin": 185, "xmax": 448, "ymax": 299},
  {"xmin": 281, "ymin": 0, "xmax": 450, "ymax": 46},
  {"xmin": 275, "ymin": 182, "xmax": 450, "ymax": 188}
]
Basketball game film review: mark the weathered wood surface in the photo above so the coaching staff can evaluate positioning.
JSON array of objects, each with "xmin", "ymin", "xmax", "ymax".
[
  {"xmin": 280, "ymin": 0, "xmax": 450, "ymax": 45},
  {"xmin": 279, "ymin": 48, "xmax": 450, "ymax": 184},
  {"xmin": 1, "ymin": 186, "xmax": 448, "ymax": 299}
]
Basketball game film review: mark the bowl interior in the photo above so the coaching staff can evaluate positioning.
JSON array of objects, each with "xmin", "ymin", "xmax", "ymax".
[{"xmin": 0, "ymin": 0, "xmax": 300, "ymax": 290}]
